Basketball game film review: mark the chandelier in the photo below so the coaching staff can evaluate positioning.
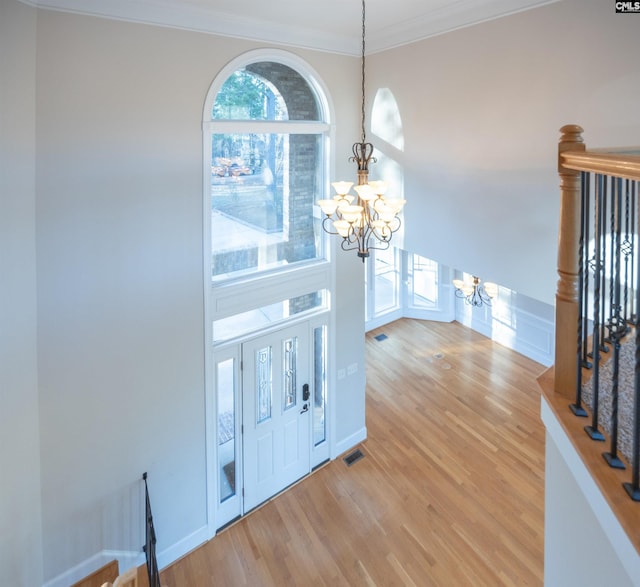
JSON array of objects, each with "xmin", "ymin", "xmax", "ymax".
[
  {"xmin": 453, "ymin": 276, "xmax": 498, "ymax": 307},
  {"xmin": 317, "ymin": 0, "xmax": 406, "ymax": 261}
]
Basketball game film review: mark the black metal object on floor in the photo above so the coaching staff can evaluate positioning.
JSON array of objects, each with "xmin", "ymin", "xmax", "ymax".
[{"xmin": 343, "ymin": 448, "xmax": 365, "ymax": 467}]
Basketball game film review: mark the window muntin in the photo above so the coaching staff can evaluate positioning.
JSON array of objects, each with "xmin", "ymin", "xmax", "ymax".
[{"xmin": 365, "ymin": 248, "xmax": 445, "ymax": 328}]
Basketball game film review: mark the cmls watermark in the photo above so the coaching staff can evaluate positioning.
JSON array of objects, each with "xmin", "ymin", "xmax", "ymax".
[{"xmin": 616, "ymin": 1, "xmax": 640, "ymax": 12}]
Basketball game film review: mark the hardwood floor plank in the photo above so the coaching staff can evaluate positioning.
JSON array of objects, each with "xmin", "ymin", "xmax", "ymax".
[{"xmin": 161, "ymin": 319, "xmax": 546, "ymax": 586}]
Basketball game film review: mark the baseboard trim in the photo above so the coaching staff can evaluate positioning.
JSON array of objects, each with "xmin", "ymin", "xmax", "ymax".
[
  {"xmin": 333, "ymin": 426, "xmax": 367, "ymax": 460},
  {"xmin": 43, "ymin": 524, "xmax": 209, "ymax": 587},
  {"xmin": 43, "ymin": 549, "xmax": 144, "ymax": 587},
  {"xmin": 156, "ymin": 524, "xmax": 209, "ymax": 571}
]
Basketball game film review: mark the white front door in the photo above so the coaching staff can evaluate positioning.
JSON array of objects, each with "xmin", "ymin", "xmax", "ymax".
[{"xmin": 242, "ymin": 323, "xmax": 311, "ymax": 512}]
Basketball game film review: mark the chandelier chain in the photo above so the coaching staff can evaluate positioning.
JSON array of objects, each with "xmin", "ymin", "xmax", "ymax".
[{"xmin": 360, "ymin": 0, "xmax": 366, "ymax": 144}]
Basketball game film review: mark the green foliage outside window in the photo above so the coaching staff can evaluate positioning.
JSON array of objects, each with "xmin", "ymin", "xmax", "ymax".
[{"xmin": 213, "ymin": 70, "xmax": 286, "ymax": 121}]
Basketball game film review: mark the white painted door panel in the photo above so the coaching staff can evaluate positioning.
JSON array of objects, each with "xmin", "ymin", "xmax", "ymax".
[{"xmin": 242, "ymin": 323, "xmax": 311, "ymax": 512}]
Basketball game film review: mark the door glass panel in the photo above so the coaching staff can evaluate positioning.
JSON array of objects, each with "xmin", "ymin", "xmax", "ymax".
[
  {"xmin": 217, "ymin": 358, "xmax": 236, "ymax": 503},
  {"xmin": 256, "ymin": 346, "xmax": 272, "ymax": 424},
  {"xmin": 283, "ymin": 337, "xmax": 297, "ymax": 411},
  {"xmin": 313, "ymin": 325, "xmax": 327, "ymax": 446}
]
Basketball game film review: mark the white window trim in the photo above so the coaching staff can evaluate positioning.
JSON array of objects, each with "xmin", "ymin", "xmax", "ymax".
[
  {"xmin": 365, "ymin": 249, "xmax": 455, "ymax": 332},
  {"xmin": 202, "ymin": 49, "xmax": 338, "ymax": 536}
]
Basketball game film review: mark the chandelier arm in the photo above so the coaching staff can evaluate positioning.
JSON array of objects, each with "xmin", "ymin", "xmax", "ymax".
[
  {"xmin": 368, "ymin": 214, "xmax": 401, "ymax": 243},
  {"xmin": 336, "ymin": 221, "xmax": 361, "ymax": 246},
  {"xmin": 370, "ymin": 214, "xmax": 404, "ymax": 249},
  {"xmin": 321, "ymin": 215, "xmax": 341, "ymax": 236},
  {"xmin": 345, "ymin": 230, "xmax": 360, "ymax": 246},
  {"xmin": 340, "ymin": 238, "xmax": 365, "ymax": 253},
  {"xmin": 477, "ymin": 286, "xmax": 493, "ymax": 306},
  {"xmin": 366, "ymin": 239, "xmax": 391, "ymax": 253}
]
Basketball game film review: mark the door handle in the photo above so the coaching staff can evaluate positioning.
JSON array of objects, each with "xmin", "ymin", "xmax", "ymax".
[
  {"xmin": 302, "ymin": 383, "xmax": 310, "ymax": 402},
  {"xmin": 300, "ymin": 403, "xmax": 309, "ymax": 414}
]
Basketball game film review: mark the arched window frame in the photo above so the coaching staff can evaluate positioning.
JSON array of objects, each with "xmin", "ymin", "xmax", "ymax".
[{"xmin": 203, "ymin": 49, "xmax": 335, "ymax": 325}]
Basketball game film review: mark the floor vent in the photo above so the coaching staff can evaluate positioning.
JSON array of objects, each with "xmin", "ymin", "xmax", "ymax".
[
  {"xmin": 343, "ymin": 448, "xmax": 365, "ymax": 467},
  {"xmin": 374, "ymin": 333, "xmax": 388, "ymax": 341}
]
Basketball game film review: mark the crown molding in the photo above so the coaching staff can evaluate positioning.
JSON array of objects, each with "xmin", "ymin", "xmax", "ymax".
[
  {"xmin": 366, "ymin": 0, "xmax": 560, "ymax": 54},
  {"xmin": 25, "ymin": 0, "xmax": 560, "ymax": 56},
  {"xmin": 29, "ymin": 0, "xmax": 360, "ymax": 54}
]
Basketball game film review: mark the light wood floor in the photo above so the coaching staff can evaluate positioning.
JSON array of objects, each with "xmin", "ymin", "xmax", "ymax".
[{"xmin": 161, "ymin": 319, "xmax": 546, "ymax": 586}]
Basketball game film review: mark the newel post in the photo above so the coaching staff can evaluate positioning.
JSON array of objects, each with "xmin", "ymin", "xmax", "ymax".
[{"xmin": 554, "ymin": 125, "xmax": 585, "ymax": 398}]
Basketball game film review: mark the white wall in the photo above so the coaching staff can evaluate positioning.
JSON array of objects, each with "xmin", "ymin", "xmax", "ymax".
[
  {"xmin": 32, "ymin": 8, "xmax": 365, "ymax": 583},
  {"xmin": 542, "ymin": 398, "xmax": 640, "ymax": 586},
  {"xmin": 0, "ymin": 1, "xmax": 43, "ymax": 586},
  {"xmin": 36, "ymin": 13, "xmax": 206, "ymax": 579},
  {"xmin": 321, "ymin": 57, "xmax": 367, "ymax": 459},
  {"xmin": 367, "ymin": 0, "xmax": 640, "ymax": 306},
  {"xmin": 333, "ymin": 251, "xmax": 367, "ymax": 455}
]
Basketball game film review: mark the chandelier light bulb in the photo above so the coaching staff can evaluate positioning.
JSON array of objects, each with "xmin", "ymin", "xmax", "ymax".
[
  {"xmin": 354, "ymin": 184, "xmax": 376, "ymax": 201},
  {"xmin": 341, "ymin": 194, "xmax": 355, "ymax": 205},
  {"xmin": 368, "ymin": 180, "xmax": 388, "ymax": 195},
  {"xmin": 384, "ymin": 199, "xmax": 406, "ymax": 214},
  {"xmin": 332, "ymin": 181, "xmax": 353, "ymax": 195},
  {"xmin": 484, "ymin": 281, "xmax": 498, "ymax": 298},
  {"xmin": 340, "ymin": 205, "xmax": 364, "ymax": 223},
  {"xmin": 318, "ymin": 199, "xmax": 339, "ymax": 216},
  {"xmin": 377, "ymin": 206, "xmax": 396, "ymax": 223},
  {"xmin": 333, "ymin": 219, "xmax": 351, "ymax": 237}
]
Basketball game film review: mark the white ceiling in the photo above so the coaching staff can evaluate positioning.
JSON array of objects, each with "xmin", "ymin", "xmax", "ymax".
[{"xmin": 31, "ymin": 0, "xmax": 558, "ymax": 55}]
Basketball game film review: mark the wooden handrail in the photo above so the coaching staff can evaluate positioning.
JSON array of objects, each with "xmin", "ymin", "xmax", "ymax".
[{"xmin": 561, "ymin": 150, "xmax": 640, "ymax": 181}]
